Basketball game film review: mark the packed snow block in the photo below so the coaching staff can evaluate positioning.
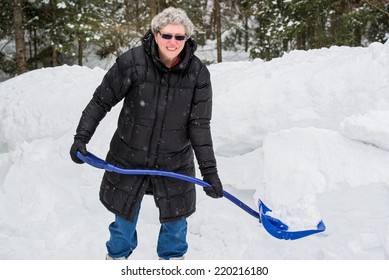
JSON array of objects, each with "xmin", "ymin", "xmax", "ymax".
[
  {"xmin": 340, "ymin": 110, "xmax": 389, "ymax": 152},
  {"xmin": 0, "ymin": 65, "xmax": 105, "ymax": 150},
  {"xmin": 210, "ymin": 42, "xmax": 389, "ymax": 161},
  {"xmin": 256, "ymin": 127, "xmax": 389, "ymax": 230}
]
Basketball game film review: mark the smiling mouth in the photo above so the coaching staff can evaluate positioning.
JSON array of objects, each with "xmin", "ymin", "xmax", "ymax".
[{"xmin": 166, "ymin": 47, "xmax": 177, "ymax": 51}]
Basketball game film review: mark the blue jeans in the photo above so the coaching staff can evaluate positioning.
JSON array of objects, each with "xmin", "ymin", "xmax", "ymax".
[{"xmin": 106, "ymin": 207, "xmax": 188, "ymax": 259}]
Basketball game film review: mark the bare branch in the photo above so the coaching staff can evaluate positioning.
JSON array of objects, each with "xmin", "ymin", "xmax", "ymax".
[{"xmin": 363, "ymin": 0, "xmax": 389, "ymax": 16}]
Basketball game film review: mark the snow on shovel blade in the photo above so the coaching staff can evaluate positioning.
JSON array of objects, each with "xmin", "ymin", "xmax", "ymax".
[
  {"xmin": 259, "ymin": 200, "xmax": 326, "ymax": 240},
  {"xmin": 77, "ymin": 151, "xmax": 326, "ymax": 240}
]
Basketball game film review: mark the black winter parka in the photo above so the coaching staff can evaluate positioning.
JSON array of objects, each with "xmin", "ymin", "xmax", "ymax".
[{"xmin": 75, "ymin": 31, "xmax": 217, "ymax": 223}]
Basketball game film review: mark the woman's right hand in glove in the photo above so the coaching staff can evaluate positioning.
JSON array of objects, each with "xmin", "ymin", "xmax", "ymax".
[{"xmin": 70, "ymin": 139, "xmax": 88, "ymax": 164}]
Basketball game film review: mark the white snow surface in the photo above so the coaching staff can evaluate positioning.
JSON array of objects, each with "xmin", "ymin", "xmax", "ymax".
[{"xmin": 1, "ymin": 42, "xmax": 389, "ymax": 260}]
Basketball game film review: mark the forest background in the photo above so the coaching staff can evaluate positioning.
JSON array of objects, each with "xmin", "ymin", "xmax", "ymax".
[{"xmin": 1, "ymin": 0, "xmax": 389, "ymax": 78}]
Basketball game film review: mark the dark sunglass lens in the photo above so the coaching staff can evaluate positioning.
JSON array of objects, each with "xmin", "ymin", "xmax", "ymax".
[
  {"xmin": 175, "ymin": 35, "xmax": 186, "ymax": 41},
  {"xmin": 161, "ymin": 33, "xmax": 173, "ymax": 40}
]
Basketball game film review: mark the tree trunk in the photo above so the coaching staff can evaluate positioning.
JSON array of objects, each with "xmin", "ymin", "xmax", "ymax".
[
  {"xmin": 13, "ymin": 0, "xmax": 27, "ymax": 74},
  {"xmin": 50, "ymin": 0, "xmax": 58, "ymax": 67},
  {"xmin": 244, "ymin": 11, "xmax": 249, "ymax": 52},
  {"xmin": 78, "ymin": 38, "xmax": 83, "ymax": 66},
  {"xmin": 33, "ymin": 27, "xmax": 38, "ymax": 69},
  {"xmin": 215, "ymin": 0, "xmax": 222, "ymax": 63},
  {"xmin": 76, "ymin": 1, "xmax": 83, "ymax": 66},
  {"xmin": 150, "ymin": 0, "xmax": 158, "ymax": 18}
]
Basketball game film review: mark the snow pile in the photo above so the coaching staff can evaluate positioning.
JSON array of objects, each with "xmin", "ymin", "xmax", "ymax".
[
  {"xmin": 0, "ymin": 41, "xmax": 388, "ymax": 259},
  {"xmin": 341, "ymin": 110, "xmax": 389, "ymax": 152}
]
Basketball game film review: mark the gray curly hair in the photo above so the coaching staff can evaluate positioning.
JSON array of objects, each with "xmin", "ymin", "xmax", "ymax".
[{"xmin": 151, "ymin": 7, "xmax": 194, "ymax": 37}]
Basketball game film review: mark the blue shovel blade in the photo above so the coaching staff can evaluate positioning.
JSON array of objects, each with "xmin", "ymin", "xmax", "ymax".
[{"xmin": 259, "ymin": 200, "xmax": 326, "ymax": 240}]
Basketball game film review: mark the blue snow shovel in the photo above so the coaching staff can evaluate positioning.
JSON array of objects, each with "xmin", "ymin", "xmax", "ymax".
[{"xmin": 77, "ymin": 151, "xmax": 326, "ymax": 240}]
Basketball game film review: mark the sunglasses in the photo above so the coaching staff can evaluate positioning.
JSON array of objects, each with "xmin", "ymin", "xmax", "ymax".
[{"xmin": 158, "ymin": 32, "xmax": 187, "ymax": 41}]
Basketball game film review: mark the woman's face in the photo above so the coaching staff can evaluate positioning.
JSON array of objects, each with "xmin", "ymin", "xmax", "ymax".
[{"xmin": 155, "ymin": 24, "xmax": 187, "ymax": 66}]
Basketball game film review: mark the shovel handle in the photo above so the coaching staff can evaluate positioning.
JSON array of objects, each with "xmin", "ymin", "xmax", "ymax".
[{"xmin": 76, "ymin": 151, "xmax": 260, "ymax": 219}]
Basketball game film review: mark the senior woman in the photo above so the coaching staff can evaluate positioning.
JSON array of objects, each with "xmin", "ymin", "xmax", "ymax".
[{"xmin": 70, "ymin": 7, "xmax": 223, "ymax": 260}]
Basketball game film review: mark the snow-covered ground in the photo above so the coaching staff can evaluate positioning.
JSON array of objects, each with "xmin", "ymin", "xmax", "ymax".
[{"xmin": 0, "ymin": 41, "xmax": 389, "ymax": 260}]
